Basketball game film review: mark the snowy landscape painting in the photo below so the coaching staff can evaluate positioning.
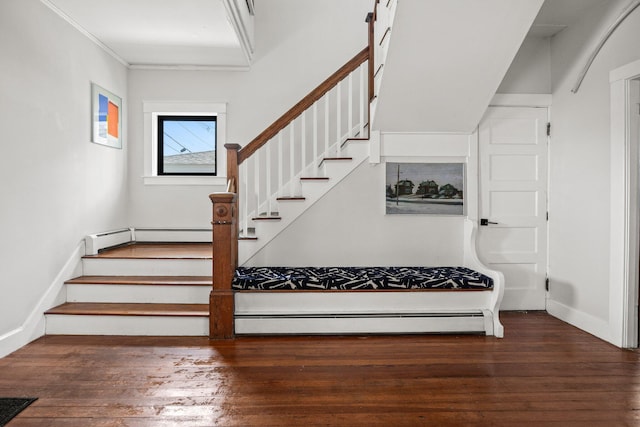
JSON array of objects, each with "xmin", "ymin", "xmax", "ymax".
[{"xmin": 385, "ymin": 162, "xmax": 464, "ymax": 215}]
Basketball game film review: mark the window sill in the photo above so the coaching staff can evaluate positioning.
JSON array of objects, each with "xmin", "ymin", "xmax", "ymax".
[{"xmin": 143, "ymin": 176, "xmax": 227, "ymax": 186}]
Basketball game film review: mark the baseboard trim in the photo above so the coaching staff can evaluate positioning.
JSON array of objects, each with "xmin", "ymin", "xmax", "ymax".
[
  {"xmin": 547, "ymin": 299, "xmax": 612, "ymax": 345},
  {"xmin": 133, "ymin": 228, "xmax": 211, "ymax": 243},
  {"xmin": 0, "ymin": 241, "xmax": 84, "ymax": 358}
]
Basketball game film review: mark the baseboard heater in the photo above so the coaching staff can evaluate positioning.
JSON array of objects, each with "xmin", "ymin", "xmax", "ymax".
[
  {"xmin": 235, "ymin": 312, "xmax": 487, "ymax": 335},
  {"xmin": 85, "ymin": 228, "xmax": 133, "ymax": 255}
]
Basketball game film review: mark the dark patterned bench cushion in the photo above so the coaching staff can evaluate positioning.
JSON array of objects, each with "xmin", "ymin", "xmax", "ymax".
[{"xmin": 232, "ymin": 266, "xmax": 493, "ymax": 291}]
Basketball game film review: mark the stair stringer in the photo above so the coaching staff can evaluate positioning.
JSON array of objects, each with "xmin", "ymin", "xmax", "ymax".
[{"xmin": 238, "ymin": 141, "xmax": 370, "ymax": 265}]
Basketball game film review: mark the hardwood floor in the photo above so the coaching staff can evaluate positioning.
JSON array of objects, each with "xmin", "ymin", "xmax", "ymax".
[{"xmin": 1, "ymin": 312, "xmax": 639, "ymax": 426}]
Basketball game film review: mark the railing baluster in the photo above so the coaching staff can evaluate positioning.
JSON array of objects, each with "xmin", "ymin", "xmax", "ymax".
[
  {"xmin": 348, "ymin": 73, "xmax": 353, "ymax": 139},
  {"xmin": 290, "ymin": 120, "xmax": 295, "ymax": 196},
  {"xmin": 336, "ymin": 81, "xmax": 342, "ymax": 156},
  {"xmin": 238, "ymin": 162, "xmax": 249, "ymax": 237},
  {"xmin": 301, "ymin": 111, "xmax": 306, "ymax": 176},
  {"xmin": 278, "ymin": 131, "xmax": 283, "ymax": 197},
  {"xmin": 254, "ymin": 148, "xmax": 261, "ymax": 217},
  {"xmin": 313, "ymin": 102, "xmax": 318, "ymax": 176},
  {"xmin": 242, "ymin": 161, "xmax": 249, "ymax": 235},
  {"xmin": 324, "ymin": 93, "xmax": 330, "ymax": 157},
  {"xmin": 266, "ymin": 140, "xmax": 272, "ymax": 215},
  {"xmin": 360, "ymin": 63, "xmax": 365, "ymax": 137}
]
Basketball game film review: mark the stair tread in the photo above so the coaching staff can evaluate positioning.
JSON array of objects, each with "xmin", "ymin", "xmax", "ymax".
[
  {"xmin": 252, "ymin": 216, "xmax": 282, "ymax": 220},
  {"xmin": 65, "ymin": 276, "xmax": 212, "ymax": 286},
  {"xmin": 84, "ymin": 242, "xmax": 212, "ymax": 260},
  {"xmin": 277, "ymin": 197, "xmax": 306, "ymax": 201},
  {"xmin": 46, "ymin": 302, "xmax": 209, "ymax": 317},
  {"xmin": 300, "ymin": 177, "xmax": 329, "ymax": 180}
]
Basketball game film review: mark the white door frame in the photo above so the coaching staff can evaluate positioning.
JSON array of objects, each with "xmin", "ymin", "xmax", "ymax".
[{"xmin": 610, "ymin": 60, "xmax": 640, "ymax": 348}]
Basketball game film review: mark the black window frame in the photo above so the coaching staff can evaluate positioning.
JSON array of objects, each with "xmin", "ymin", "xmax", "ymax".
[{"xmin": 157, "ymin": 115, "xmax": 217, "ymax": 176}]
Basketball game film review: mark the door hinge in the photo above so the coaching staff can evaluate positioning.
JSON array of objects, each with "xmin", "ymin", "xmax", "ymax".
[
  {"xmin": 546, "ymin": 212, "xmax": 549, "ymax": 221},
  {"xmin": 545, "ymin": 276, "xmax": 550, "ymax": 292},
  {"xmin": 547, "ymin": 122, "xmax": 551, "ymax": 136}
]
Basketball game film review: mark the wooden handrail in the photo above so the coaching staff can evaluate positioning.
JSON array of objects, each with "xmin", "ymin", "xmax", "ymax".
[{"xmin": 237, "ymin": 47, "xmax": 369, "ymax": 165}]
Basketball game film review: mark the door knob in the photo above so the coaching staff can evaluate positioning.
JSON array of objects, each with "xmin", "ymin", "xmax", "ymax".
[{"xmin": 480, "ymin": 218, "xmax": 498, "ymax": 226}]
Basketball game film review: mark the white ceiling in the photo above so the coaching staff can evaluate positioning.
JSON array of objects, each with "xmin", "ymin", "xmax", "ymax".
[
  {"xmin": 41, "ymin": 0, "xmax": 250, "ymax": 69},
  {"xmin": 40, "ymin": 0, "xmax": 607, "ymax": 69}
]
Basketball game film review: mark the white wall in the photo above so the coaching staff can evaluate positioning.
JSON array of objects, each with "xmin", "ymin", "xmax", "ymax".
[
  {"xmin": 246, "ymin": 161, "xmax": 466, "ymax": 267},
  {"xmin": 547, "ymin": 0, "xmax": 640, "ymax": 343},
  {"xmin": 127, "ymin": 0, "xmax": 371, "ymax": 228},
  {"xmin": 0, "ymin": 0, "xmax": 128, "ymax": 356},
  {"xmin": 497, "ymin": 36, "xmax": 551, "ymax": 94}
]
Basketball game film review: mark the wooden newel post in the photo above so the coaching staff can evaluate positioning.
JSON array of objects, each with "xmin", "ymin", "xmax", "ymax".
[
  {"xmin": 209, "ymin": 192, "xmax": 237, "ymax": 339},
  {"xmin": 208, "ymin": 143, "xmax": 241, "ymax": 339}
]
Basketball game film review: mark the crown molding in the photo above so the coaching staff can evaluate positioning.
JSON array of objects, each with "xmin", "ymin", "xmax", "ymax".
[{"xmin": 40, "ymin": 0, "xmax": 130, "ymax": 67}]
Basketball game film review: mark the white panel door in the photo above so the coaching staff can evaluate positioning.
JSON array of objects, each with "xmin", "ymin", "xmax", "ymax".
[{"xmin": 478, "ymin": 107, "xmax": 548, "ymax": 310}]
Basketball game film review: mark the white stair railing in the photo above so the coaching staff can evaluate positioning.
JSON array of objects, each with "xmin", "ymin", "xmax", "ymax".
[{"xmin": 236, "ymin": 58, "xmax": 370, "ymax": 237}]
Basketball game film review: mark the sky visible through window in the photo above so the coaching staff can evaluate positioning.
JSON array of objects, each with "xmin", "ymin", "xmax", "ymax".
[
  {"xmin": 159, "ymin": 116, "xmax": 216, "ymax": 175},
  {"xmin": 162, "ymin": 119, "xmax": 216, "ymax": 156}
]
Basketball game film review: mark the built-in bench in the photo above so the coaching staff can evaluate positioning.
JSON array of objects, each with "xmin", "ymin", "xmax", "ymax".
[
  {"xmin": 229, "ymin": 220, "xmax": 504, "ymax": 337},
  {"xmin": 233, "ymin": 266, "xmax": 493, "ymax": 291}
]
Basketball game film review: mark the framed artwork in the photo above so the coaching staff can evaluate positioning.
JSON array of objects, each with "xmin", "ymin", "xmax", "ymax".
[
  {"xmin": 386, "ymin": 162, "xmax": 464, "ymax": 215},
  {"xmin": 91, "ymin": 83, "xmax": 122, "ymax": 149}
]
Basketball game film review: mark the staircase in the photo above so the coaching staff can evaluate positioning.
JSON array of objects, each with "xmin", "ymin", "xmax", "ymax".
[
  {"xmin": 45, "ymin": 243, "xmax": 211, "ymax": 336},
  {"xmin": 44, "ymin": 0, "xmax": 397, "ymax": 338},
  {"xmin": 227, "ymin": 0, "xmax": 396, "ymax": 265},
  {"xmin": 238, "ymin": 137, "xmax": 371, "ymax": 263}
]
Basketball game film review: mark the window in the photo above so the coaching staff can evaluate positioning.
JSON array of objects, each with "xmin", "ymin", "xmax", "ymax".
[
  {"xmin": 143, "ymin": 101, "xmax": 226, "ymax": 186},
  {"xmin": 157, "ymin": 115, "xmax": 216, "ymax": 176}
]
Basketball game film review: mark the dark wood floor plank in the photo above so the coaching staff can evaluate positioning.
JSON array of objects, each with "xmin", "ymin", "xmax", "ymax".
[{"xmin": 3, "ymin": 312, "xmax": 640, "ymax": 426}]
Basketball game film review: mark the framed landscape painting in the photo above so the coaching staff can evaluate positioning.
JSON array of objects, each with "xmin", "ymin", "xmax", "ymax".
[
  {"xmin": 386, "ymin": 162, "xmax": 464, "ymax": 215},
  {"xmin": 91, "ymin": 83, "xmax": 122, "ymax": 149}
]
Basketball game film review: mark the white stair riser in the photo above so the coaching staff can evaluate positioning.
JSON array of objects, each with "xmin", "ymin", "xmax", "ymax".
[
  {"xmin": 82, "ymin": 258, "xmax": 211, "ymax": 276},
  {"xmin": 66, "ymin": 284, "xmax": 210, "ymax": 304},
  {"xmin": 45, "ymin": 314, "xmax": 208, "ymax": 336}
]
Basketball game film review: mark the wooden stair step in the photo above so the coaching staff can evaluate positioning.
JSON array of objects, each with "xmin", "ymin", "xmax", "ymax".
[
  {"xmin": 65, "ymin": 275, "xmax": 212, "ymax": 286},
  {"xmin": 319, "ymin": 157, "xmax": 353, "ymax": 167},
  {"xmin": 300, "ymin": 177, "xmax": 329, "ymax": 181},
  {"xmin": 341, "ymin": 136, "xmax": 369, "ymax": 147},
  {"xmin": 45, "ymin": 302, "xmax": 209, "ymax": 317},
  {"xmin": 252, "ymin": 216, "xmax": 282, "ymax": 221},
  {"xmin": 83, "ymin": 242, "xmax": 212, "ymax": 260},
  {"xmin": 277, "ymin": 197, "xmax": 306, "ymax": 201}
]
